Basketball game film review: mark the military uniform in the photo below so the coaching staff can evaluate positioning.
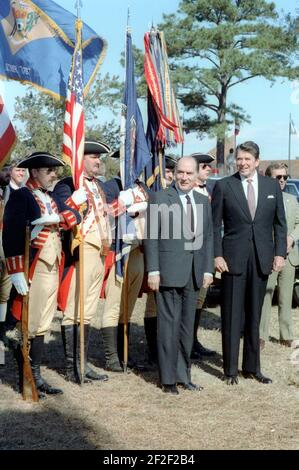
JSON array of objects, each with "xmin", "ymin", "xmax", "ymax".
[
  {"xmin": 100, "ymin": 178, "xmax": 146, "ymax": 371},
  {"xmin": 53, "ymin": 139, "xmax": 110, "ymax": 384},
  {"xmin": 3, "ymin": 152, "xmax": 76, "ymax": 397}
]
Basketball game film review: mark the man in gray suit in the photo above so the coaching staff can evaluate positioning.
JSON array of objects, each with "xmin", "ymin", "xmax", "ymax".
[
  {"xmin": 144, "ymin": 157, "xmax": 214, "ymax": 395},
  {"xmin": 260, "ymin": 163, "xmax": 299, "ymax": 348}
]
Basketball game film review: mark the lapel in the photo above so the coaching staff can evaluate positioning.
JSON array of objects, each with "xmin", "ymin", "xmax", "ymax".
[
  {"xmin": 254, "ymin": 173, "xmax": 268, "ymax": 220},
  {"xmin": 227, "ymin": 173, "xmax": 252, "ymax": 220},
  {"xmin": 167, "ymin": 185, "xmax": 195, "ymax": 239},
  {"xmin": 283, "ymin": 192, "xmax": 292, "ymax": 222}
]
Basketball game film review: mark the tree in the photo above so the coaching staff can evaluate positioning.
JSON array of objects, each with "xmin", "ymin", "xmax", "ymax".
[
  {"xmin": 13, "ymin": 72, "xmax": 122, "ymax": 160},
  {"xmin": 157, "ymin": 0, "xmax": 299, "ymax": 164}
]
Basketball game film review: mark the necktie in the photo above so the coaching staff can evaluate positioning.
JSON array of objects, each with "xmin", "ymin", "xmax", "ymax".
[
  {"xmin": 247, "ymin": 178, "xmax": 256, "ymax": 219},
  {"xmin": 185, "ymin": 194, "xmax": 195, "ymax": 233}
]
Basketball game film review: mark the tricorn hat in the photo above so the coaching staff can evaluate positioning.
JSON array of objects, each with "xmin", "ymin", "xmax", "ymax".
[
  {"xmin": 191, "ymin": 153, "xmax": 215, "ymax": 164},
  {"xmin": 84, "ymin": 139, "xmax": 111, "ymax": 155},
  {"xmin": 17, "ymin": 152, "xmax": 65, "ymax": 169},
  {"xmin": 165, "ymin": 155, "xmax": 177, "ymax": 170}
]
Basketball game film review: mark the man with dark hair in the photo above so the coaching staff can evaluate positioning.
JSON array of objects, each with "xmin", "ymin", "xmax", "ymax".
[
  {"xmin": 212, "ymin": 141, "xmax": 287, "ymax": 385},
  {"xmin": 260, "ymin": 162, "xmax": 299, "ymax": 349}
]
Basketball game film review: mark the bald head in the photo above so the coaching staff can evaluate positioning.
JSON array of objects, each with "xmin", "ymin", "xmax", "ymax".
[{"xmin": 175, "ymin": 157, "xmax": 198, "ymax": 193}]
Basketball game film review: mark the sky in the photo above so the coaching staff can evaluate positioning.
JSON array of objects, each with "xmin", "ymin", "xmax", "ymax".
[{"xmin": 1, "ymin": 0, "xmax": 299, "ymax": 161}]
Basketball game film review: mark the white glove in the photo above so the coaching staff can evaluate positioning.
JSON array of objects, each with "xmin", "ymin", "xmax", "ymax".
[
  {"xmin": 119, "ymin": 189, "xmax": 134, "ymax": 207},
  {"xmin": 31, "ymin": 213, "xmax": 60, "ymax": 226},
  {"xmin": 11, "ymin": 273, "xmax": 29, "ymax": 296},
  {"xmin": 71, "ymin": 188, "xmax": 88, "ymax": 206},
  {"xmin": 127, "ymin": 201, "xmax": 148, "ymax": 216}
]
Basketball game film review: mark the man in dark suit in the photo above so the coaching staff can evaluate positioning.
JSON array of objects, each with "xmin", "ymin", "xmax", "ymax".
[
  {"xmin": 212, "ymin": 141, "xmax": 287, "ymax": 385},
  {"xmin": 144, "ymin": 156, "xmax": 214, "ymax": 395}
]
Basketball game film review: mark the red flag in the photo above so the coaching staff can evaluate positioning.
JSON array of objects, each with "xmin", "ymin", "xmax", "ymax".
[
  {"xmin": 62, "ymin": 20, "xmax": 85, "ymax": 190},
  {"xmin": 0, "ymin": 94, "xmax": 16, "ymax": 169}
]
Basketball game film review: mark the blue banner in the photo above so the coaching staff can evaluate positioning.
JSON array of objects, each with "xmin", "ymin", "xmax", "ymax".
[
  {"xmin": 120, "ymin": 30, "xmax": 150, "ymax": 190},
  {"xmin": 0, "ymin": 0, "xmax": 106, "ymax": 99}
]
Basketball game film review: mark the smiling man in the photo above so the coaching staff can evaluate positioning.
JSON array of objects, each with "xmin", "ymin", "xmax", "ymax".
[{"xmin": 212, "ymin": 141, "xmax": 287, "ymax": 385}]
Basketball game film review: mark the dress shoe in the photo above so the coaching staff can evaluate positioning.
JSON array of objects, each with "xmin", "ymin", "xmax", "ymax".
[
  {"xmin": 37, "ymin": 381, "xmax": 63, "ymax": 395},
  {"xmin": 193, "ymin": 340, "xmax": 216, "ymax": 357},
  {"xmin": 221, "ymin": 374, "xmax": 239, "ymax": 385},
  {"xmin": 260, "ymin": 338, "xmax": 265, "ymax": 351},
  {"xmin": 242, "ymin": 371, "xmax": 272, "ymax": 384},
  {"xmin": 280, "ymin": 339, "xmax": 292, "ymax": 348},
  {"xmin": 161, "ymin": 384, "xmax": 179, "ymax": 395},
  {"xmin": 178, "ymin": 381, "xmax": 203, "ymax": 391}
]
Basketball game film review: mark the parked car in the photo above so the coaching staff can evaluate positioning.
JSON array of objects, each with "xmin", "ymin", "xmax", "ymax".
[{"xmin": 285, "ymin": 179, "xmax": 299, "ymax": 202}]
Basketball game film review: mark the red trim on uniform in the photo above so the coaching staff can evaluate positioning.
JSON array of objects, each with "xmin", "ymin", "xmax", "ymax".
[
  {"xmin": 29, "ymin": 249, "xmax": 41, "ymax": 283},
  {"xmin": 107, "ymin": 199, "xmax": 126, "ymax": 217},
  {"xmin": 57, "ymin": 265, "xmax": 75, "ymax": 312},
  {"xmin": 66, "ymin": 196, "xmax": 79, "ymax": 211},
  {"xmin": 6, "ymin": 255, "xmax": 24, "ymax": 274},
  {"xmin": 60, "ymin": 210, "xmax": 77, "ymax": 229},
  {"xmin": 11, "ymin": 295, "xmax": 23, "ymax": 321},
  {"xmin": 100, "ymin": 250, "xmax": 116, "ymax": 299}
]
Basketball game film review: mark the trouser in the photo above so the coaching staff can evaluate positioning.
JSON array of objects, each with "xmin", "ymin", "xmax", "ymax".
[
  {"xmin": 221, "ymin": 244, "xmax": 268, "ymax": 377},
  {"xmin": 144, "ymin": 291, "xmax": 157, "ymax": 318},
  {"xmin": 62, "ymin": 243, "xmax": 104, "ymax": 326},
  {"xmin": 156, "ymin": 270, "xmax": 198, "ymax": 385},
  {"xmin": 101, "ymin": 246, "xmax": 144, "ymax": 328},
  {"xmin": 260, "ymin": 258, "xmax": 295, "ymax": 341},
  {"xmin": 28, "ymin": 259, "xmax": 59, "ymax": 338}
]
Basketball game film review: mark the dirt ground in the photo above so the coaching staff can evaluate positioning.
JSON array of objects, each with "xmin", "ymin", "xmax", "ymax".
[{"xmin": 1, "ymin": 298, "xmax": 299, "ymax": 450}]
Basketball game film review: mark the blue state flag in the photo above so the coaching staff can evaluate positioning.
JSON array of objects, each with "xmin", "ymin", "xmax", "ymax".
[
  {"xmin": 120, "ymin": 30, "xmax": 151, "ymax": 190},
  {"xmin": 0, "ymin": 0, "xmax": 106, "ymax": 99}
]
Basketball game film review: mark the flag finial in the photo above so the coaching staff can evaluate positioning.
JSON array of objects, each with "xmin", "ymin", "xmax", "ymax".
[{"xmin": 75, "ymin": 0, "xmax": 83, "ymax": 19}]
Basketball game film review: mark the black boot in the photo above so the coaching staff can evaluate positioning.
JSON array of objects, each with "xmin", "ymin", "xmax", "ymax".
[
  {"xmin": 117, "ymin": 322, "xmax": 135, "ymax": 369},
  {"xmin": 83, "ymin": 325, "xmax": 109, "ymax": 382},
  {"xmin": 30, "ymin": 336, "xmax": 63, "ymax": 397},
  {"xmin": 191, "ymin": 309, "xmax": 216, "ymax": 359},
  {"xmin": 144, "ymin": 317, "xmax": 158, "ymax": 365},
  {"xmin": 101, "ymin": 327, "xmax": 123, "ymax": 372},
  {"xmin": 61, "ymin": 325, "xmax": 80, "ymax": 384}
]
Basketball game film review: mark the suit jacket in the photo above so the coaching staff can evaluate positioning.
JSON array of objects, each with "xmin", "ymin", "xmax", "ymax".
[
  {"xmin": 143, "ymin": 186, "xmax": 214, "ymax": 288},
  {"xmin": 212, "ymin": 172, "xmax": 287, "ymax": 275},
  {"xmin": 283, "ymin": 192, "xmax": 299, "ymax": 266}
]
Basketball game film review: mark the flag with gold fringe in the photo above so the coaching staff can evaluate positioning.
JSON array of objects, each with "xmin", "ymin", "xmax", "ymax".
[{"xmin": 0, "ymin": 0, "xmax": 106, "ymax": 99}]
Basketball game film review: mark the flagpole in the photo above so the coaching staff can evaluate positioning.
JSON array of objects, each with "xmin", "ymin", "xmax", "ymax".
[
  {"xmin": 288, "ymin": 113, "xmax": 292, "ymax": 176},
  {"xmin": 122, "ymin": 9, "xmax": 130, "ymax": 374},
  {"xmin": 75, "ymin": 0, "xmax": 85, "ymax": 384}
]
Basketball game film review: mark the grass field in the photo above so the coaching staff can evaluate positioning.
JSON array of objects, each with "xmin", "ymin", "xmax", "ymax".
[{"xmin": 0, "ymin": 299, "xmax": 299, "ymax": 450}]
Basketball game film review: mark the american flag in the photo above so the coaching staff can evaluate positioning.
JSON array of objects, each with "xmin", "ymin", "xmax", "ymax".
[
  {"xmin": 0, "ymin": 94, "xmax": 16, "ymax": 169},
  {"xmin": 62, "ymin": 21, "xmax": 85, "ymax": 190}
]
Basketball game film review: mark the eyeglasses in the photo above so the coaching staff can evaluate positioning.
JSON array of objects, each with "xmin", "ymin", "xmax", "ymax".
[{"xmin": 276, "ymin": 175, "xmax": 288, "ymax": 181}]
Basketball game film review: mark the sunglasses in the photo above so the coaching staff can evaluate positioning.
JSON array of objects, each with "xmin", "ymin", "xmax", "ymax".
[{"xmin": 276, "ymin": 175, "xmax": 288, "ymax": 181}]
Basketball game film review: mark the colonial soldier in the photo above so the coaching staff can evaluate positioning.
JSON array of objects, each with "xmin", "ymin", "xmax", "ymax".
[
  {"xmin": 53, "ymin": 139, "xmax": 111, "ymax": 384},
  {"xmin": 3, "ymin": 152, "xmax": 78, "ymax": 398},
  {"xmin": 101, "ymin": 178, "xmax": 148, "ymax": 371}
]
